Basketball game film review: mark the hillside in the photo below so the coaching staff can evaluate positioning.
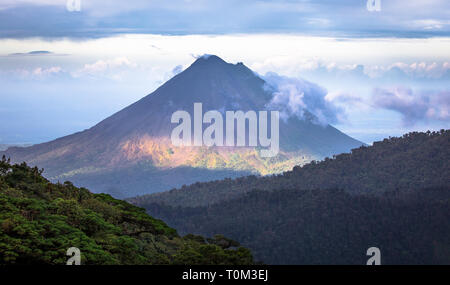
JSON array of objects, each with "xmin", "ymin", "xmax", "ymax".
[
  {"xmin": 143, "ymin": 187, "xmax": 450, "ymax": 264},
  {"xmin": 130, "ymin": 130, "xmax": 450, "ymax": 264},
  {"xmin": 130, "ymin": 130, "xmax": 450, "ymax": 208},
  {"xmin": 0, "ymin": 156, "xmax": 253, "ymax": 265},
  {"xmin": 1, "ymin": 55, "xmax": 362, "ymax": 198}
]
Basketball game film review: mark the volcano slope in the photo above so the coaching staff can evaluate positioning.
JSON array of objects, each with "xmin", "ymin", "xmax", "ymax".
[{"xmin": 1, "ymin": 55, "xmax": 363, "ymax": 198}]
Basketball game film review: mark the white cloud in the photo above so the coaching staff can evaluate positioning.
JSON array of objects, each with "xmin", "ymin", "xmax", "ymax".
[
  {"xmin": 32, "ymin": 66, "xmax": 62, "ymax": 76},
  {"xmin": 372, "ymin": 87, "xmax": 450, "ymax": 125},
  {"xmin": 370, "ymin": 61, "xmax": 450, "ymax": 79},
  {"xmin": 80, "ymin": 57, "xmax": 136, "ymax": 73},
  {"xmin": 73, "ymin": 57, "xmax": 137, "ymax": 80},
  {"xmin": 0, "ymin": 0, "xmax": 65, "ymax": 10},
  {"xmin": 263, "ymin": 72, "xmax": 343, "ymax": 125},
  {"xmin": 4, "ymin": 66, "xmax": 63, "ymax": 78},
  {"xmin": 411, "ymin": 19, "xmax": 450, "ymax": 30}
]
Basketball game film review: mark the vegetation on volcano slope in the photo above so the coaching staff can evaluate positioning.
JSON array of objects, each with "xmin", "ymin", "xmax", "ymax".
[{"xmin": 0, "ymin": 157, "xmax": 253, "ymax": 265}]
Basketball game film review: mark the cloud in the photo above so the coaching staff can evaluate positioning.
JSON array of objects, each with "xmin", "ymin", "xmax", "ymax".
[
  {"xmin": 1, "ymin": 0, "xmax": 450, "ymax": 38},
  {"xmin": 190, "ymin": 53, "xmax": 214, "ymax": 60},
  {"xmin": 171, "ymin": 65, "xmax": 183, "ymax": 76},
  {"xmin": 0, "ymin": 0, "xmax": 63, "ymax": 10},
  {"xmin": 257, "ymin": 58, "xmax": 450, "ymax": 83},
  {"xmin": 32, "ymin": 66, "xmax": 62, "ymax": 76},
  {"xmin": 252, "ymin": 57, "xmax": 448, "ymax": 82},
  {"xmin": 2, "ymin": 66, "xmax": 64, "ymax": 78},
  {"xmin": 326, "ymin": 91, "xmax": 365, "ymax": 105},
  {"xmin": 411, "ymin": 19, "xmax": 450, "ymax": 30},
  {"xmin": 370, "ymin": 61, "xmax": 450, "ymax": 80},
  {"xmin": 81, "ymin": 57, "xmax": 136, "ymax": 73},
  {"xmin": 262, "ymin": 72, "xmax": 343, "ymax": 125},
  {"xmin": 8, "ymin": 50, "xmax": 53, "ymax": 56},
  {"xmin": 73, "ymin": 57, "xmax": 137, "ymax": 79},
  {"xmin": 372, "ymin": 87, "xmax": 450, "ymax": 125}
]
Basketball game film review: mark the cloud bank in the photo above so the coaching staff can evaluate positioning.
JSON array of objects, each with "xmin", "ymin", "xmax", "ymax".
[
  {"xmin": 263, "ymin": 72, "xmax": 343, "ymax": 125},
  {"xmin": 372, "ymin": 87, "xmax": 450, "ymax": 125},
  {"xmin": 1, "ymin": 0, "xmax": 450, "ymax": 38}
]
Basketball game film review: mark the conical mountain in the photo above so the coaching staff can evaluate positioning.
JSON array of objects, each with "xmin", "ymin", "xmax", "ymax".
[{"xmin": 1, "ymin": 55, "xmax": 363, "ymax": 198}]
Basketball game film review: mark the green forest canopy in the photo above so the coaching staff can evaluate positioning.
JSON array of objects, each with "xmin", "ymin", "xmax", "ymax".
[{"xmin": 0, "ymin": 156, "xmax": 253, "ymax": 265}]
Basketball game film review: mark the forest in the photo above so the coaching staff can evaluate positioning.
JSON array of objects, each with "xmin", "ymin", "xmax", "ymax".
[
  {"xmin": 2, "ymin": 130, "xmax": 448, "ymax": 264},
  {"xmin": 0, "ymin": 156, "xmax": 253, "ymax": 265},
  {"xmin": 143, "ymin": 186, "xmax": 450, "ymax": 264},
  {"xmin": 131, "ymin": 130, "xmax": 450, "ymax": 264}
]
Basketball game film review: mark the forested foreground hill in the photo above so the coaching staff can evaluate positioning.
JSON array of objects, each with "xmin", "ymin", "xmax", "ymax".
[
  {"xmin": 142, "ymin": 187, "xmax": 450, "ymax": 265},
  {"xmin": 130, "ymin": 130, "xmax": 450, "ymax": 208},
  {"xmin": 0, "ymin": 157, "xmax": 253, "ymax": 265}
]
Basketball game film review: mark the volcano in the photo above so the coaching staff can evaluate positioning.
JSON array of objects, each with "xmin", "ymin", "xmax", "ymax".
[{"xmin": 1, "ymin": 55, "xmax": 363, "ymax": 198}]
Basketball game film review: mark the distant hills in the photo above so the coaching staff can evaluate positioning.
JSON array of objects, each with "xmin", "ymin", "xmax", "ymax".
[
  {"xmin": 130, "ymin": 130, "xmax": 450, "ymax": 264},
  {"xmin": 1, "ymin": 55, "xmax": 363, "ymax": 198},
  {"xmin": 0, "ymin": 157, "xmax": 253, "ymax": 265}
]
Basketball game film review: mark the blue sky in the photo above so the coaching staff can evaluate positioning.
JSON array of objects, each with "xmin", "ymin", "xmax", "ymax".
[{"xmin": 0, "ymin": 0, "xmax": 449, "ymax": 145}]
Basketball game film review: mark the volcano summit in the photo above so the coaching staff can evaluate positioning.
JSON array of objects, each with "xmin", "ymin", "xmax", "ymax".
[{"xmin": 1, "ymin": 55, "xmax": 363, "ymax": 198}]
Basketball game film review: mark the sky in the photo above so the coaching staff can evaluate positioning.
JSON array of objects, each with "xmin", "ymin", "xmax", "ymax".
[{"xmin": 0, "ymin": 0, "xmax": 449, "ymax": 145}]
